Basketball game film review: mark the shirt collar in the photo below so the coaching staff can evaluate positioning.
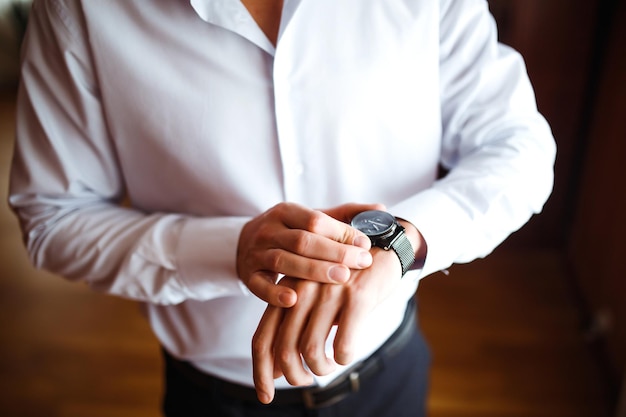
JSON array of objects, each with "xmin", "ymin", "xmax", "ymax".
[
  {"xmin": 189, "ymin": 0, "xmax": 276, "ymax": 54},
  {"xmin": 189, "ymin": 0, "xmax": 303, "ymax": 54}
]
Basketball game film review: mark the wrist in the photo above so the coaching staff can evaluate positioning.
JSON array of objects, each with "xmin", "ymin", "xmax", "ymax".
[
  {"xmin": 396, "ymin": 218, "xmax": 427, "ymax": 270},
  {"xmin": 350, "ymin": 210, "xmax": 417, "ymax": 276}
]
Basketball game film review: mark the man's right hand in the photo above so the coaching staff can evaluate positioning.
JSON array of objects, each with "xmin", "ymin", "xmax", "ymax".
[{"xmin": 236, "ymin": 202, "xmax": 381, "ymax": 307}]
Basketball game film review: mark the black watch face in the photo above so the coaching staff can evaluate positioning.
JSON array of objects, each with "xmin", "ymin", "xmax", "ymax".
[{"xmin": 351, "ymin": 210, "xmax": 396, "ymax": 237}]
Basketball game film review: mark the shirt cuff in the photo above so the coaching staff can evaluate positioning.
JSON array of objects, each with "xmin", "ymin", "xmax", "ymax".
[
  {"xmin": 390, "ymin": 188, "xmax": 477, "ymax": 278},
  {"xmin": 175, "ymin": 215, "xmax": 251, "ymax": 300}
]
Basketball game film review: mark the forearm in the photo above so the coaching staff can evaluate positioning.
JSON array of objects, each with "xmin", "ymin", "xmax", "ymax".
[
  {"xmin": 10, "ymin": 196, "xmax": 249, "ymax": 304},
  {"xmin": 388, "ymin": 0, "xmax": 555, "ymax": 277}
]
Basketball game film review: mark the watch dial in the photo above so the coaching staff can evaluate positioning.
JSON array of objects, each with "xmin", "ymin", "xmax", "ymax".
[{"xmin": 351, "ymin": 210, "xmax": 395, "ymax": 237}]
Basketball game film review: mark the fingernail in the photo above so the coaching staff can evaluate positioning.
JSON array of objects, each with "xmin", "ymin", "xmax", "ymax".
[
  {"xmin": 354, "ymin": 236, "xmax": 371, "ymax": 249},
  {"xmin": 357, "ymin": 251, "xmax": 372, "ymax": 268},
  {"xmin": 329, "ymin": 265, "xmax": 349, "ymax": 283},
  {"xmin": 258, "ymin": 392, "xmax": 271, "ymax": 404},
  {"xmin": 278, "ymin": 291, "xmax": 294, "ymax": 306}
]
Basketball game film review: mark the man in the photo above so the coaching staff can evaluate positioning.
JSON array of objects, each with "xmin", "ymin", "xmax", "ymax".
[{"xmin": 9, "ymin": 0, "xmax": 556, "ymax": 416}]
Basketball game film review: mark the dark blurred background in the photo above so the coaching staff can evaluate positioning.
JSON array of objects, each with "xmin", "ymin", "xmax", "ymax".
[{"xmin": 489, "ymin": 0, "xmax": 625, "ymax": 407}]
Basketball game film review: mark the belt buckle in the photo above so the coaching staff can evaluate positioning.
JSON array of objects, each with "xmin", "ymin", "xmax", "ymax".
[{"xmin": 302, "ymin": 371, "xmax": 361, "ymax": 409}]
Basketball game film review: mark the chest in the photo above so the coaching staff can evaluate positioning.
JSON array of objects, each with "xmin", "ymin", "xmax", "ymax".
[
  {"xmin": 240, "ymin": 0, "xmax": 283, "ymax": 45},
  {"xmin": 81, "ymin": 0, "xmax": 444, "ymax": 210}
]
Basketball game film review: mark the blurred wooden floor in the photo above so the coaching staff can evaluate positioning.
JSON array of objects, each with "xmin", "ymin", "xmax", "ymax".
[{"xmin": 0, "ymin": 89, "xmax": 612, "ymax": 417}]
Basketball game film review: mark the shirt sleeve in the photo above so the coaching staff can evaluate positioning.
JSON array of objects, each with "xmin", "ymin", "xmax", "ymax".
[
  {"xmin": 391, "ymin": 0, "xmax": 557, "ymax": 277},
  {"xmin": 8, "ymin": 0, "xmax": 250, "ymax": 304}
]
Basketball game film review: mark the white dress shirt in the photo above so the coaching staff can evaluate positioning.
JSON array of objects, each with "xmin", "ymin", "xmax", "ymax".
[{"xmin": 9, "ymin": 0, "xmax": 556, "ymax": 388}]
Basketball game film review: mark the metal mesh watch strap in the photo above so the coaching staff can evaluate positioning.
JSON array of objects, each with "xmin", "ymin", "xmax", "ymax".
[{"xmin": 390, "ymin": 232, "xmax": 415, "ymax": 276}]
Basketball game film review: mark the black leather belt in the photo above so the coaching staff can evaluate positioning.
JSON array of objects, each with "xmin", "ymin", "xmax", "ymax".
[{"xmin": 164, "ymin": 299, "xmax": 416, "ymax": 409}]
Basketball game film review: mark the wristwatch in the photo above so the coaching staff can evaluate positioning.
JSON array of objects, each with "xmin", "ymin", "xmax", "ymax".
[{"xmin": 350, "ymin": 210, "xmax": 415, "ymax": 276}]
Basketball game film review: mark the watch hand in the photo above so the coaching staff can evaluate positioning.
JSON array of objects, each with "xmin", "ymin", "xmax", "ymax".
[{"xmin": 365, "ymin": 220, "xmax": 387, "ymax": 228}]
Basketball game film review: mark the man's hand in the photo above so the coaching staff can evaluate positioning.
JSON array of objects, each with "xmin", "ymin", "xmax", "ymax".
[
  {"xmin": 251, "ymin": 247, "xmax": 404, "ymax": 404},
  {"xmin": 250, "ymin": 218, "xmax": 426, "ymax": 404},
  {"xmin": 236, "ymin": 202, "xmax": 383, "ymax": 307}
]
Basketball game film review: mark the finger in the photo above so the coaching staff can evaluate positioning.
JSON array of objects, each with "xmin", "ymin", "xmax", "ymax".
[
  {"xmin": 277, "ymin": 229, "xmax": 373, "ymax": 269},
  {"xmin": 275, "ymin": 321, "xmax": 315, "ymax": 386},
  {"xmin": 245, "ymin": 272, "xmax": 297, "ymax": 307},
  {"xmin": 261, "ymin": 225, "xmax": 374, "ymax": 283},
  {"xmin": 274, "ymin": 281, "xmax": 317, "ymax": 386},
  {"xmin": 332, "ymin": 298, "xmax": 374, "ymax": 365},
  {"xmin": 299, "ymin": 285, "xmax": 342, "ymax": 376},
  {"xmin": 252, "ymin": 305, "xmax": 284, "ymax": 404},
  {"xmin": 333, "ymin": 249, "xmax": 403, "ymax": 365},
  {"xmin": 277, "ymin": 204, "xmax": 372, "ymax": 249},
  {"xmin": 259, "ymin": 247, "xmax": 370, "ymax": 286}
]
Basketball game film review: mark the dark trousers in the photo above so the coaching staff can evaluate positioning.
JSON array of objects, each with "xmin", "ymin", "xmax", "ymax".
[{"xmin": 162, "ymin": 309, "xmax": 430, "ymax": 417}]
